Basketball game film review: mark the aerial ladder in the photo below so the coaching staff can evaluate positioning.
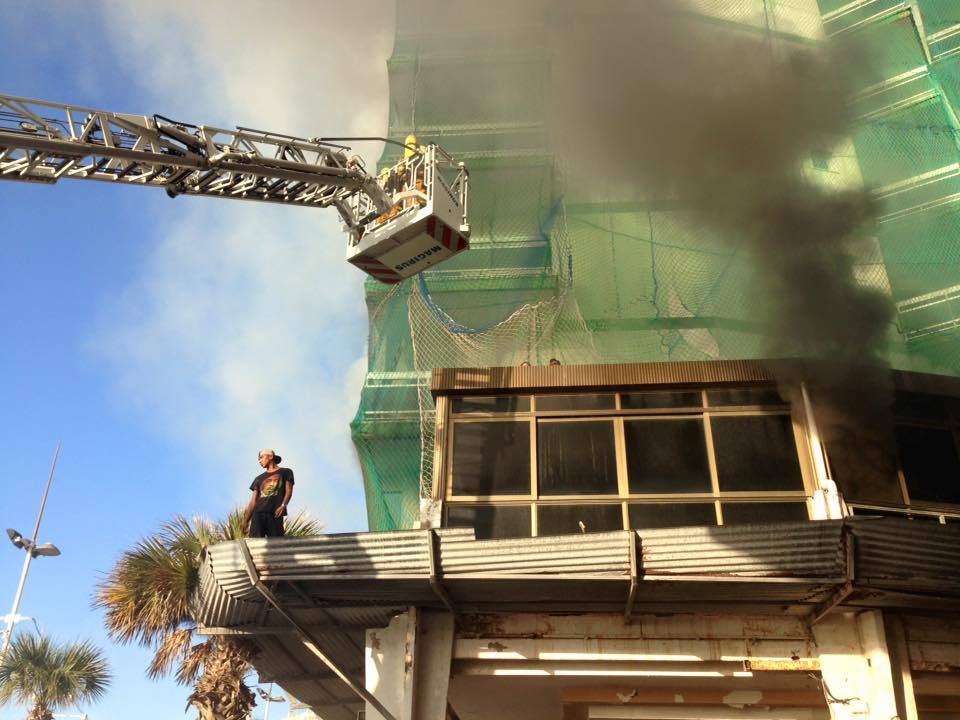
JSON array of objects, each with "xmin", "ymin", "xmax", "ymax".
[{"xmin": 0, "ymin": 94, "xmax": 471, "ymax": 283}]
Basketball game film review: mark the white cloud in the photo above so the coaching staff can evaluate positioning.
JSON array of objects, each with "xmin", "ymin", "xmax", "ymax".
[{"xmin": 93, "ymin": 1, "xmax": 395, "ymax": 531}]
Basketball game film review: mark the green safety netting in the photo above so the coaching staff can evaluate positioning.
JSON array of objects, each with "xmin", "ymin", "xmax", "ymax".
[{"xmin": 351, "ymin": 0, "xmax": 960, "ymax": 531}]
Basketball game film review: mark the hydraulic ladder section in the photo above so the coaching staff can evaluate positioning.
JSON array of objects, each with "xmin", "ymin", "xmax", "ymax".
[{"xmin": 0, "ymin": 94, "xmax": 391, "ymax": 218}]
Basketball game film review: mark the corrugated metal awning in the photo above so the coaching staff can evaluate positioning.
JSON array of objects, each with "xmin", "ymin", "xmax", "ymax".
[{"xmin": 192, "ymin": 518, "xmax": 960, "ymax": 718}]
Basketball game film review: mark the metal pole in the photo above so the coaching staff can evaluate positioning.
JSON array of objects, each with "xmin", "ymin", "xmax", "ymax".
[
  {"xmin": 0, "ymin": 442, "xmax": 60, "ymax": 660},
  {"xmin": 263, "ymin": 683, "xmax": 273, "ymax": 720}
]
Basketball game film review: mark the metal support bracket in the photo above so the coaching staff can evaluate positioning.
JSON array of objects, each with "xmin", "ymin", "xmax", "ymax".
[
  {"xmin": 237, "ymin": 540, "xmax": 399, "ymax": 720},
  {"xmin": 428, "ymin": 529, "xmax": 457, "ymax": 617},
  {"xmin": 624, "ymin": 532, "xmax": 639, "ymax": 624},
  {"xmin": 811, "ymin": 530, "xmax": 857, "ymax": 625}
]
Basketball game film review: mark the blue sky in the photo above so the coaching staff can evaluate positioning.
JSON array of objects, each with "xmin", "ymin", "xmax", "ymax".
[{"xmin": 0, "ymin": 3, "xmax": 393, "ymax": 718}]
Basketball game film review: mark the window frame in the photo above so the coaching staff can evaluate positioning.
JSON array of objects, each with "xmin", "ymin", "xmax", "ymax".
[
  {"xmin": 890, "ymin": 413, "xmax": 960, "ymax": 513},
  {"xmin": 443, "ymin": 386, "xmax": 817, "ymax": 536},
  {"xmin": 821, "ymin": 392, "xmax": 960, "ymax": 516}
]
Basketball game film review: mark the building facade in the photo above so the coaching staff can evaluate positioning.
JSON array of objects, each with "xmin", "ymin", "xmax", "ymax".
[
  {"xmin": 195, "ymin": 360, "xmax": 960, "ymax": 720},
  {"xmin": 196, "ymin": 2, "xmax": 960, "ymax": 719},
  {"xmin": 350, "ymin": 0, "xmax": 960, "ymax": 535}
]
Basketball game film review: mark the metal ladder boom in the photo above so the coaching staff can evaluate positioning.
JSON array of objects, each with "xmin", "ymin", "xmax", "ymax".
[{"xmin": 0, "ymin": 94, "xmax": 391, "ymax": 221}]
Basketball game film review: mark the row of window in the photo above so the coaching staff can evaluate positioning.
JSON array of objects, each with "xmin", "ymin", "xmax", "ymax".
[
  {"xmin": 446, "ymin": 500, "xmax": 810, "ymax": 539},
  {"xmin": 440, "ymin": 387, "xmax": 960, "ymax": 539},
  {"xmin": 451, "ymin": 388, "xmax": 786, "ymax": 415},
  {"xmin": 449, "ymin": 413, "xmax": 806, "ymax": 498}
]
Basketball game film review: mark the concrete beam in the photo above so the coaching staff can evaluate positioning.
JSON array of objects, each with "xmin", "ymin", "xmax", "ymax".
[
  {"xmin": 453, "ymin": 659, "xmax": 755, "ymax": 677},
  {"xmin": 457, "ymin": 613, "xmax": 811, "ymax": 640},
  {"xmin": 587, "ymin": 707, "xmax": 828, "ymax": 719},
  {"xmin": 562, "ymin": 686, "xmax": 825, "ymax": 707},
  {"xmin": 453, "ymin": 637, "xmax": 816, "ymax": 665}
]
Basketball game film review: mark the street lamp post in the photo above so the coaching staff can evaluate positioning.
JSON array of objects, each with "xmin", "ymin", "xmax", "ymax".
[
  {"xmin": 257, "ymin": 683, "xmax": 285, "ymax": 720},
  {"xmin": 0, "ymin": 443, "xmax": 62, "ymax": 661}
]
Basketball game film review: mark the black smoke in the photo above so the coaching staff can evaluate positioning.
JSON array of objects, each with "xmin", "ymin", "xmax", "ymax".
[{"xmin": 547, "ymin": 0, "xmax": 895, "ymax": 479}]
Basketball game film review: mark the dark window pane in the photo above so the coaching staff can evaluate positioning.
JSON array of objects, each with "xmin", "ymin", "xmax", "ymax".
[
  {"xmin": 536, "ymin": 394, "xmax": 616, "ymax": 411},
  {"xmin": 452, "ymin": 421, "xmax": 530, "ymax": 496},
  {"xmin": 621, "ymin": 391, "xmax": 702, "ymax": 410},
  {"xmin": 712, "ymin": 415, "xmax": 805, "ymax": 491},
  {"xmin": 825, "ymin": 425, "xmax": 902, "ymax": 505},
  {"xmin": 896, "ymin": 425, "xmax": 960, "ymax": 504},
  {"xmin": 537, "ymin": 504, "xmax": 623, "ymax": 535},
  {"xmin": 446, "ymin": 505, "xmax": 531, "ymax": 539},
  {"xmin": 628, "ymin": 503, "xmax": 717, "ymax": 529},
  {"xmin": 452, "ymin": 395, "xmax": 530, "ymax": 414},
  {"xmin": 722, "ymin": 502, "xmax": 809, "ymax": 524},
  {"xmin": 893, "ymin": 392, "xmax": 947, "ymax": 422},
  {"xmin": 624, "ymin": 419, "xmax": 712, "ymax": 493},
  {"xmin": 708, "ymin": 387, "xmax": 786, "ymax": 407},
  {"xmin": 538, "ymin": 421, "xmax": 618, "ymax": 495}
]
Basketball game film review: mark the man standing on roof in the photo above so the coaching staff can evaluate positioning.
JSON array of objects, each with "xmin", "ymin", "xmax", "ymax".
[{"xmin": 244, "ymin": 449, "xmax": 294, "ymax": 538}]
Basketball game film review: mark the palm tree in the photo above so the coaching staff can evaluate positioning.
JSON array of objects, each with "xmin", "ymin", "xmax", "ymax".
[
  {"xmin": 94, "ymin": 508, "xmax": 322, "ymax": 720},
  {"xmin": 0, "ymin": 634, "xmax": 111, "ymax": 720}
]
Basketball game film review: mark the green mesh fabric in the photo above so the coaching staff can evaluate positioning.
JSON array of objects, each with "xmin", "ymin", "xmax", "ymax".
[{"xmin": 351, "ymin": 0, "xmax": 960, "ymax": 531}]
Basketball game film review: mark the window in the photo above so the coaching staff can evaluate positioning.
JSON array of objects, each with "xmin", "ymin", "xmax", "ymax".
[
  {"xmin": 445, "ymin": 386, "xmax": 812, "ymax": 538},
  {"xmin": 711, "ymin": 415, "xmax": 805, "ymax": 492},
  {"xmin": 453, "ymin": 395, "xmax": 530, "ymax": 414},
  {"xmin": 628, "ymin": 502, "xmax": 716, "ymax": 529},
  {"xmin": 621, "ymin": 391, "xmax": 701, "ymax": 409},
  {"xmin": 811, "ymin": 150, "xmax": 833, "ymax": 171},
  {"xmin": 825, "ymin": 391, "xmax": 960, "ymax": 512},
  {"xmin": 708, "ymin": 387, "xmax": 786, "ymax": 407},
  {"xmin": 896, "ymin": 425, "xmax": 960, "ymax": 504},
  {"xmin": 536, "ymin": 394, "xmax": 616, "ymax": 411},
  {"xmin": 451, "ymin": 421, "xmax": 530, "ymax": 496},
  {"xmin": 722, "ymin": 502, "xmax": 809, "ymax": 524},
  {"xmin": 538, "ymin": 504, "xmax": 622, "ymax": 535},
  {"xmin": 446, "ymin": 505, "xmax": 531, "ymax": 540},
  {"xmin": 538, "ymin": 420, "xmax": 618, "ymax": 495},
  {"xmin": 624, "ymin": 419, "xmax": 712, "ymax": 493}
]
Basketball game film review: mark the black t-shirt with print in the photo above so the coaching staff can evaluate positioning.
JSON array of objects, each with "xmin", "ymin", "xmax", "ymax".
[{"xmin": 250, "ymin": 467, "xmax": 294, "ymax": 515}]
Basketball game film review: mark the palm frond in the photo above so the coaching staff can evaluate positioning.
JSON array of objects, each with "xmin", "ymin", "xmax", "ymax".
[
  {"xmin": 147, "ymin": 627, "xmax": 194, "ymax": 680},
  {"xmin": 281, "ymin": 510, "xmax": 324, "ymax": 537},
  {"xmin": 95, "ymin": 506, "xmax": 321, "ymax": 691},
  {"xmin": 176, "ymin": 639, "xmax": 214, "ymax": 686},
  {"xmin": 216, "ymin": 509, "xmax": 249, "ymax": 542},
  {"xmin": 94, "ymin": 533, "xmax": 196, "ymax": 646},
  {"xmin": 0, "ymin": 634, "xmax": 111, "ymax": 711}
]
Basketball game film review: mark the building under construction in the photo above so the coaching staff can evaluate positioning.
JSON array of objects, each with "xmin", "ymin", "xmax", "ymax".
[{"xmin": 194, "ymin": 1, "xmax": 960, "ymax": 718}]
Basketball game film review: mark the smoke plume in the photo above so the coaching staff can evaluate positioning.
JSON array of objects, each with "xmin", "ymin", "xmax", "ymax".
[{"xmin": 548, "ymin": 0, "xmax": 895, "ymax": 481}]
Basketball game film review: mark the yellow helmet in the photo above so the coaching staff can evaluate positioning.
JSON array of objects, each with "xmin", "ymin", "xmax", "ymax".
[{"xmin": 404, "ymin": 134, "xmax": 418, "ymax": 160}]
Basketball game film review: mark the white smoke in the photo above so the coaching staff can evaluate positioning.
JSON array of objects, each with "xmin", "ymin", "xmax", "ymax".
[{"xmin": 92, "ymin": 1, "xmax": 394, "ymax": 531}]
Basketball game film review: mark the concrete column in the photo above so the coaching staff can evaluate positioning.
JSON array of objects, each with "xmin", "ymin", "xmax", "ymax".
[
  {"xmin": 366, "ymin": 608, "xmax": 455, "ymax": 720},
  {"xmin": 884, "ymin": 614, "xmax": 919, "ymax": 720},
  {"xmin": 813, "ymin": 610, "xmax": 915, "ymax": 720},
  {"xmin": 413, "ymin": 611, "xmax": 456, "ymax": 719}
]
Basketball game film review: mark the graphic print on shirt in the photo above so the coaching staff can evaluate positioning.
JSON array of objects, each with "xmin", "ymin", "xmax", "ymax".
[{"xmin": 260, "ymin": 475, "xmax": 281, "ymax": 498}]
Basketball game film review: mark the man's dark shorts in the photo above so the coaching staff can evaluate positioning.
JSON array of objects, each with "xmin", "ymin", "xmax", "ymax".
[{"xmin": 250, "ymin": 512, "xmax": 285, "ymax": 538}]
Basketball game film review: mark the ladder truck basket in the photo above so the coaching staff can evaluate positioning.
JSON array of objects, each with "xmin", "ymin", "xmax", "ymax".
[{"xmin": 344, "ymin": 144, "xmax": 470, "ymax": 284}]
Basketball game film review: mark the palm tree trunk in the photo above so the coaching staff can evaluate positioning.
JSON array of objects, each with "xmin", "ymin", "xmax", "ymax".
[
  {"xmin": 185, "ymin": 640, "xmax": 256, "ymax": 720},
  {"xmin": 26, "ymin": 702, "xmax": 53, "ymax": 720}
]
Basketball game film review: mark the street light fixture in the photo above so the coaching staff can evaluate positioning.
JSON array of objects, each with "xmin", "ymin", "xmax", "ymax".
[
  {"xmin": 6, "ymin": 528, "xmax": 60, "ymax": 558},
  {"xmin": 1, "ymin": 444, "xmax": 62, "ymax": 662}
]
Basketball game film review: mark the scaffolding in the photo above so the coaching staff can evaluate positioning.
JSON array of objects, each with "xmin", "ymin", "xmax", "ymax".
[{"xmin": 351, "ymin": 0, "xmax": 960, "ymax": 531}]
